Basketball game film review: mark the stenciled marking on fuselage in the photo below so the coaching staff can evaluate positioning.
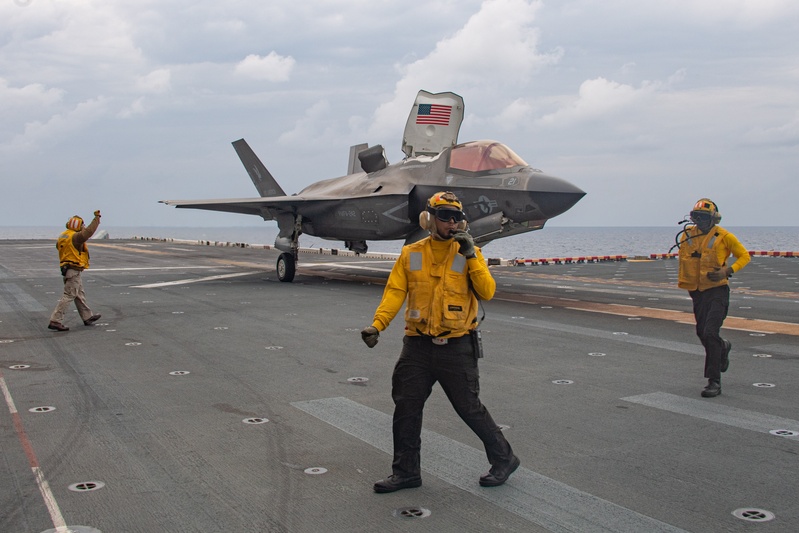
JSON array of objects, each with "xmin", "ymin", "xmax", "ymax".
[
  {"xmin": 381, "ymin": 201, "xmax": 410, "ymax": 223},
  {"xmin": 476, "ymin": 195, "xmax": 498, "ymax": 215}
]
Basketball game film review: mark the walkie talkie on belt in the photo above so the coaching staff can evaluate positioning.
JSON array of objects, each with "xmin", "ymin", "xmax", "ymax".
[{"xmin": 470, "ymin": 329, "xmax": 484, "ymax": 358}]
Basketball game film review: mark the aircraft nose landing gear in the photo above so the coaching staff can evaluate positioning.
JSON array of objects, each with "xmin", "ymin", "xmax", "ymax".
[{"xmin": 276, "ymin": 252, "xmax": 296, "ymax": 282}]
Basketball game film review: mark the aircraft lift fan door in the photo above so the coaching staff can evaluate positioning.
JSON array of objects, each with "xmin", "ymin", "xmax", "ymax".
[{"xmin": 402, "ymin": 90, "xmax": 464, "ymax": 158}]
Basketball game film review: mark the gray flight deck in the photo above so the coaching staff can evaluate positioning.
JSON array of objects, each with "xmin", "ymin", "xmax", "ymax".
[{"xmin": 1, "ymin": 239, "xmax": 797, "ymax": 533}]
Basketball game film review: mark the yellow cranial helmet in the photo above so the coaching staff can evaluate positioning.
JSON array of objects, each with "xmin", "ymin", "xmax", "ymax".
[
  {"xmin": 691, "ymin": 198, "xmax": 717, "ymax": 215},
  {"xmin": 690, "ymin": 198, "xmax": 721, "ymax": 226},
  {"xmin": 427, "ymin": 191, "xmax": 462, "ymax": 211},
  {"xmin": 66, "ymin": 215, "xmax": 84, "ymax": 231}
]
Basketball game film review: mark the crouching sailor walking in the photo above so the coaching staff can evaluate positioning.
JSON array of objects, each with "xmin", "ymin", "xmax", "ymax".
[
  {"xmin": 360, "ymin": 191, "xmax": 519, "ymax": 493},
  {"xmin": 677, "ymin": 199, "xmax": 750, "ymax": 398},
  {"xmin": 48, "ymin": 211, "xmax": 102, "ymax": 332}
]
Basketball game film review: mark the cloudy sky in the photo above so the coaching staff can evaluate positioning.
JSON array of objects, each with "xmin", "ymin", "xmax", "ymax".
[{"xmin": 2, "ymin": 0, "xmax": 798, "ymax": 231}]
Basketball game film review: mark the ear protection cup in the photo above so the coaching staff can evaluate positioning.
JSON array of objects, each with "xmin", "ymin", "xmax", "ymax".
[{"xmin": 419, "ymin": 211, "xmax": 435, "ymax": 232}]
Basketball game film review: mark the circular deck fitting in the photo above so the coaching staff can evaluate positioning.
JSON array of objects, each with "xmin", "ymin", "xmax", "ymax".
[
  {"xmin": 732, "ymin": 508, "xmax": 775, "ymax": 522},
  {"xmin": 214, "ymin": 326, "xmax": 229, "ymax": 330},
  {"xmin": 739, "ymin": 306, "xmax": 752, "ymax": 309},
  {"xmin": 171, "ymin": 311, "xmax": 184, "ymax": 314},
  {"xmin": 68, "ymin": 481, "xmax": 105, "ymax": 492},
  {"xmin": 124, "ymin": 342, "xmax": 141, "ymax": 346},
  {"xmin": 552, "ymin": 379, "xmax": 574, "ymax": 385},
  {"xmin": 264, "ymin": 346, "xmax": 284, "ymax": 350},
  {"xmin": 243, "ymin": 417, "xmax": 269, "ymax": 424},
  {"xmin": 106, "ymin": 329, "xmax": 117, "ymax": 332},
  {"xmin": 627, "ymin": 317, "xmax": 641, "ymax": 320},
  {"xmin": 142, "ymin": 300, "xmax": 153, "ymax": 303},
  {"xmin": 394, "ymin": 507, "xmax": 431, "ymax": 519},
  {"xmin": 540, "ymin": 306, "xmax": 552, "ymax": 309},
  {"xmin": 752, "ymin": 353, "xmax": 773, "ymax": 358},
  {"xmin": 612, "ymin": 332, "xmax": 628, "ymax": 336},
  {"xmin": 347, "ymin": 377, "xmax": 369, "ymax": 384},
  {"xmin": 753, "ymin": 383, "xmax": 776, "ymax": 388},
  {"xmin": 9, "ymin": 364, "xmax": 30, "ymax": 370},
  {"xmin": 0, "ymin": 339, "xmax": 14, "ymax": 344},
  {"xmin": 304, "ymin": 467, "xmax": 327, "ymax": 475},
  {"xmin": 588, "ymin": 352, "xmax": 606, "ymax": 357},
  {"xmin": 769, "ymin": 429, "xmax": 799, "ymax": 437},
  {"xmin": 498, "ymin": 424, "xmax": 511, "ymax": 431},
  {"xmin": 749, "ymin": 333, "xmax": 766, "ymax": 337},
  {"xmin": 29, "ymin": 406, "xmax": 56, "ymax": 413},
  {"xmin": 169, "ymin": 371, "xmax": 190, "ymax": 376}
]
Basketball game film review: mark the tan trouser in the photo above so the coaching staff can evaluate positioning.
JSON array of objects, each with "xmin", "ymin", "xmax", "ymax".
[{"xmin": 49, "ymin": 269, "xmax": 93, "ymax": 324}]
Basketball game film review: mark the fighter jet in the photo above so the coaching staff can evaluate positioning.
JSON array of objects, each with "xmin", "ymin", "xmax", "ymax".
[{"xmin": 161, "ymin": 90, "xmax": 585, "ymax": 282}]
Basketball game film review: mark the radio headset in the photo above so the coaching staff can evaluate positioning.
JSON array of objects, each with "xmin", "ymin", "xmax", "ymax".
[{"xmin": 669, "ymin": 199, "xmax": 721, "ymax": 254}]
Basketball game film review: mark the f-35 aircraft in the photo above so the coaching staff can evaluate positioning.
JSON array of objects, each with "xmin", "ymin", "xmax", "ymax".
[{"xmin": 162, "ymin": 90, "xmax": 585, "ymax": 282}]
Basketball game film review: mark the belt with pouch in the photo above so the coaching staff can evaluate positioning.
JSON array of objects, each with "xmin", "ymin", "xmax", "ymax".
[{"xmin": 412, "ymin": 334, "xmax": 470, "ymax": 346}]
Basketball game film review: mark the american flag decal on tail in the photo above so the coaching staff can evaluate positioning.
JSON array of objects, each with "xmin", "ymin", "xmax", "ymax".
[{"xmin": 416, "ymin": 104, "xmax": 452, "ymax": 125}]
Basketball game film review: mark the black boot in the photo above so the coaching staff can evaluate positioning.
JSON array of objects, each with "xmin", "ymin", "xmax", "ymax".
[
  {"xmin": 720, "ymin": 340, "xmax": 732, "ymax": 372},
  {"xmin": 701, "ymin": 379, "xmax": 721, "ymax": 398},
  {"xmin": 373, "ymin": 474, "xmax": 422, "ymax": 493},
  {"xmin": 479, "ymin": 455, "xmax": 520, "ymax": 487}
]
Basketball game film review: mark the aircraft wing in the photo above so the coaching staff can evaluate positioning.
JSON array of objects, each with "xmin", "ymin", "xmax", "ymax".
[{"xmin": 160, "ymin": 196, "xmax": 331, "ymax": 219}]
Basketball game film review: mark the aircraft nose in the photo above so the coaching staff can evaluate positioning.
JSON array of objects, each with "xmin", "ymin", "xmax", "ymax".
[{"xmin": 526, "ymin": 172, "xmax": 586, "ymax": 219}]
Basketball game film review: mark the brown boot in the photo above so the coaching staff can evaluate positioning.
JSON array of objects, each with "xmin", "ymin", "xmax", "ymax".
[
  {"xmin": 83, "ymin": 314, "xmax": 102, "ymax": 326},
  {"xmin": 48, "ymin": 321, "xmax": 69, "ymax": 332}
]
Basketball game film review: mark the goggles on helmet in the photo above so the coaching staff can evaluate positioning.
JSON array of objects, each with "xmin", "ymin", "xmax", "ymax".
[
  {"xmin": 690, "ymin": 211, "xmax": 712, "ymax": 224},
  {"xmin": 429, "ymin": 207, "xmax": 465, "ymax": 223}
]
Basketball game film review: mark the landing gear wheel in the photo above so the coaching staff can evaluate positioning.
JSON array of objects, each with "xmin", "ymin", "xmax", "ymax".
[{"xmin": 276, "ymin": 253, "xmax": 296, "ymax": 282}]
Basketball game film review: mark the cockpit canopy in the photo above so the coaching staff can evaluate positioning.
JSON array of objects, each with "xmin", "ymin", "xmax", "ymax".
[{"xmin": 448, "ymin": 140, "xmax": 528, "ymax": 173}]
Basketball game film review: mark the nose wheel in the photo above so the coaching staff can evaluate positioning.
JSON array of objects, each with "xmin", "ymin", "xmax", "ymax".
[{"xmin": 276, "ymin": 252, "xmax": 296, "ymax": 282}]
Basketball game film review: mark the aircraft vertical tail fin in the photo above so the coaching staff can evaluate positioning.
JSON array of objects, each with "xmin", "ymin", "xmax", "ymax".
[
  {"xmin": 347, "ymin": 143, "xmax": 369, "ymax": 175},
  {"xmin": 232, "ymin": 139, "xmax": 287, "ymax": 198}
]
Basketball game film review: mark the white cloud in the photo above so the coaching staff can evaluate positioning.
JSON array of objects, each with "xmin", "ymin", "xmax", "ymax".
[
  {"xmin": 1, "ymin": 97, "xmax": 109, "ymax": 153},
  {"xmin": 370, "ymin": 0, "xmax": 561, "ymax": 138},
  {"xmin": 537, "ymin": 77, "xmax": 659, "ymax": 127},
  {"xmin": 0, "ymin": 78, "xmax": 63, "ymax": 109},
  {"xmin": 278, "ymin": 100, "xmax": 334, "ymax": 146},
  {"xmin": 743, "ymin": 112, "xmax": 799, "ymax": 147},
  {"xmin": 136, "ymin": 69, "xmax": 171, "ymax": 94},
  {"xmin": 234, "ymin": 52, "xmax": 295, "ymax": 82}
]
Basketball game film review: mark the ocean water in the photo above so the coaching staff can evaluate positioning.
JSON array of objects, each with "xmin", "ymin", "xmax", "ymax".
[{"xmin": 2, "ymin": 225, "xmax": 796, "ymax": 259}]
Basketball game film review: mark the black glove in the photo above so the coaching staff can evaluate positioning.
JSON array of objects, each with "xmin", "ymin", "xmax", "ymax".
[
  {"xmin": 361, "ymin": 326, "xmax": 379, "ymax": 348},
  {"xmin": 452, "ymin": 231, "xmax": 476, "ymax": 258},
  {"xmin": 707, "ymin": 267, "xmax": 732, "ymax": 281}
]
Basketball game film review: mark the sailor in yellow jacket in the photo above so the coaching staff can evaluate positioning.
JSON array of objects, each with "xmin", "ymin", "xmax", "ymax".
[
  {"xmin": 677, "ymin": 199, "xmax": 750, "ymax": 397},
  {"xmin": 361, "ymin": 191, "xmax": 518, "ymax": 493},
  {"xmin": 48, "ymin": 211, "xmax": 103, "ymax": 331}
]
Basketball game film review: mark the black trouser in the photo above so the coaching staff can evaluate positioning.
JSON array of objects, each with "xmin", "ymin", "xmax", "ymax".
[
  {"xmin": 689, "ymin": 285, "xmax": 730, "ymax": 382},
  {"xmin": 390, "ymin": 335, "xmax": 514, "ymax": 478}
]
